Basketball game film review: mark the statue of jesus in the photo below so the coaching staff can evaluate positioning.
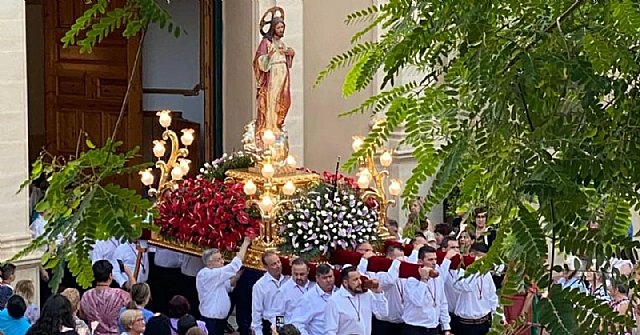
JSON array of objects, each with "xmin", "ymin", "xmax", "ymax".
[{"xmin": 253, "ymin": 8, "xmax": 295, "ymax": 144}]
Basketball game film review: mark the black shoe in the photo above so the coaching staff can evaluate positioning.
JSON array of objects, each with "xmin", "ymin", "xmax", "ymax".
[{"xmin": 224, "ymin": 322, "xmax": 235, "ymax": 334}]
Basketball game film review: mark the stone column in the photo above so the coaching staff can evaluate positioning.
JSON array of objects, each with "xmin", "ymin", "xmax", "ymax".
[
  {"xmin": 255, "ymin": 0, "xmax": 305, "ymax": 165},
  {"xmin": 0, "ymin": 0, "xmax": 41, "ymax": 302}
]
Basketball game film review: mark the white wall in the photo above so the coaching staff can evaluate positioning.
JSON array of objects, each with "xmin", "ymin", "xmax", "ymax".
[{"xmin": 142, "ymin": 0, "xmax": 204, "ymax": 126}]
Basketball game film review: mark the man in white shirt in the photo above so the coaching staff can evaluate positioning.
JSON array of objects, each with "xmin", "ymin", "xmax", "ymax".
[
  {"xmin": 90, "ymin": 238, "xmax": 121, "ymax": 264},
  {"xmin": 440, "ymin": 237, "xmax": 463, "ymax": 334},
  {"xmin": 112, "ymin": 241, "xmax": 149, "ymax": 289},
  {"xmin": 453, "ymin": 243, "xmax": 498, "ymax": 335},
  {"xmin": 251, "ymin": 251, "xmax": 289, "ymax": 335},
  {"xmin": 274, "ymin": 258, "xmax": 315, "ymax": 323},
  {"xmin": 290, "ymin": 264, "xmax": 337, "ymax": 335},
  {"xmin": 325, "ymin": 265, "xmax": 388, "ymax": 335},
  {"xmin": 357, "ymin": 245, "xmax": 404, "ymax": 335},
  {"xmin": 197, "ymin": 238, "xmax": 251, "ymax": 335},
  {"xmin": 177, "ymin": 253, "xmax": 205, "ymax": 319},
  {"xmin": 402, "ymin": 245, "xmax": 451, "ymax": 335}
]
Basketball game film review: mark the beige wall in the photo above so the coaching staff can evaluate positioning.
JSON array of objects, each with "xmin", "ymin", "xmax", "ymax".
[
  {"xmin": 221, "ymin": 0, "xmax": 255, "ymax": 154},
  {"xmin": 223, "ymin": 0, "xmax": 373, "ymax": 173},
  {"xmin": 0, "ymin": 0, "xmax": 41, "ymax": 302},
  {"xmin": 303, "ymin": 0, "xmax": 373, "ymax": 173}
]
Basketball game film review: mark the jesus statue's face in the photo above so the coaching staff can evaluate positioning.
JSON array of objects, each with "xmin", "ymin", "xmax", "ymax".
[{"xmin": 274, "ymin": 22, "xmax": 285, "ymax": 39}]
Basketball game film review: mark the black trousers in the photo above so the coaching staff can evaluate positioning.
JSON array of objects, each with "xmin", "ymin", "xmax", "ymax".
[
  {"xmin": 448, "ymin": 313, "xmax": 460, "ymax": 335},
  {"xmin": 372, "ymin": 317, "xmax": 403, "ymax": 335},
  {"xmin": 458, "ymin": 320, "xmax": 491, "ymax": 335},
  {"xmin": 402, "ymin": 324, "xmax": 438, "ymax": 335},
  {"xmin": 203, "ymin": 316, "xmax": 226, "ymax": 335},
  {"xmin": 234, "ymin": 269, "xmax": 263, "ymax": 335},
  {"xmin": 262, "ymin": 319, "xmax": 272, "ymax": 335}
]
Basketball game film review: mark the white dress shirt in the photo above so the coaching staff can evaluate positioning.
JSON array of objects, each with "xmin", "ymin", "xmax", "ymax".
[
  {"xmin": 153, "ymin": 247, "xmax": 181, "ymax": 268},
  {"xmin": 402, "ymin": 276, "xmax": 450, "ymax": 330},
  {"xmin": 274, "ymin": 279, "xmax": 315, "ymax": 323},
  {"xmin": 196, "ymin": 257, "xmax": 242, "ymax": 319},
  {"xmin": 442, "ymin": 260, "xmax": 462, "ymax": 313},
  {"xmin": 453, "ymin": 270, "xmax": 498, "ymax": 319},
  {"xmin": 180, "ymin": 254, "xmax": 205, "ymax": 277},
  {"xmin": 324, "ymin": 286, "xmax": 389, "ymax": 335},
  {"xmin": 30, "ymin": 214, "xmax": 64, "ymax": 248},
  {"xmin": 90, "ymin": 238, "xmax": 120, "ymax": 264},
  {"xmin": 357, "ymin": 258, "xmax": 403, "ymax": 323},
  {"xmin": 112, "ymin": 243, "xmax": 149, "ymax": 286},
  {"xmin": 251, "ymin": 272, "xmax": 290, "ymax": 335},
  {"xmin": 291, "ymin": 285, "xmax": 337, "ymax": 335}
]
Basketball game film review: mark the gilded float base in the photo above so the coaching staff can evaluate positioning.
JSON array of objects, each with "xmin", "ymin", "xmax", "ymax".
[
  {"xmin": 243, "ymin": 241, "xmax": 279, "ymax": 271},
  {"xmin": 148, "ymin": 230, "xmax": 204, "ymax": 257},
  {"xmin": 225, "ymin": 168, "xmax": 321, "ymax": 189}
]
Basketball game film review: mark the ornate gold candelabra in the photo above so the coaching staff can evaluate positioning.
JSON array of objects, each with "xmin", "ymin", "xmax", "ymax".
[
  {"xmin": 139, "ymin": 110, "xmax": 195, "ymax": 199},
  {"xmin": 235, "ymin": 129, "xmax": 300, "ymax": 268},
  {"xmin": 351, "ymin": 136, "xmax": 403, "ymax": 240}
]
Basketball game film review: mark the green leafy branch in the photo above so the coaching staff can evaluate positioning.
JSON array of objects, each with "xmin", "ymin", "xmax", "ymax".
[
  {"xmin": 13, "ymin": 139, "xmax": 157, "ymax": 291},
  {"xmin": 61, "ymin": 0, "xmax": 184, "ymax": 53}
]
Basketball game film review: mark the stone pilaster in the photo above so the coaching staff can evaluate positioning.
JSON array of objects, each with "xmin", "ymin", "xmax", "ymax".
[
  {"xmin": 255, "ymin": 0, "xmax": 305, "ymax": 165},
  {"xmin": 0, "ymin": 0, "xmax": 41, "ymax": 303}
]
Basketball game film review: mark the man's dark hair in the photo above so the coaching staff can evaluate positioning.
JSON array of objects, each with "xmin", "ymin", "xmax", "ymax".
[
  {"xmin": 340, "ymin": 266, "xmax": 358, "ymax": 282},
  {"xmin": 291, "ymin": 258, "xmax": 308, "ymax": 267},
  {"xmin": 145, "ymin": 314, "xmax": 171, "ymax": 335},
  {"xmin": 316, "ymin": 264, "xmax": 332, "ymax": 276},
  {"xmin": 418, "ymin": 246, "xmax": 437, "ymax": 261},
  {"xmin": 7, "ymin": 295, "xmax": 26, "ymax": 319},
  {"xmin": 441, "ymin": 237, "xmax": 457, "ymax": 250},
  {"xmin": 279, "ymin": 324, "xmax": 301, "ymax": 335},
  {"xmin": 0, "ymin": 264, "xmax": 16, "ymax": 280},
  {"xmin": 410, "ymin": 232, "xmax": 426, "ymax": 245},
  {"xmin": 92, "ymin": 260, "xmax": 113, "ymax": 283},
  {"xmin": 434, "ymin": 224, "xmax": 453, "ymax": 237},
  {"xmin": 177, "ymin": 314, "xmax": 197, "ymax": 335},
  {"xmin": 470, "ymin": 242, "xmax": 489, "ymax": 254},
  {"xmin": 386, "ymin": 219, "xmax": 399, "ymax": 228},
  {"xmin": 385, "ymin": 245, "xmax": 403, "ymax": 257},
  {"xmin": 261, "ymin": 251, "xmax": 278, "ymax": 265}
]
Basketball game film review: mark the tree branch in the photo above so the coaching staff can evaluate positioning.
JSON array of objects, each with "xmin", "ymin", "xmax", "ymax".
[{"xmin": 517, "ymin": 81, "xmax": 536, "ymax": 132}]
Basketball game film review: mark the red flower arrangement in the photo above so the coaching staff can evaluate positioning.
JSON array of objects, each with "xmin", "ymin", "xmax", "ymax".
[{"xmin": 155, "ymin": 176, "xmax": 260, "ymax": 252}]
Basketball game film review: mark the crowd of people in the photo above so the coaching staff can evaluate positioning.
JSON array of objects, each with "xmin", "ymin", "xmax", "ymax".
[{"xmin": 0, "ymin": 191, "xmax": 637, "ymax": 335}]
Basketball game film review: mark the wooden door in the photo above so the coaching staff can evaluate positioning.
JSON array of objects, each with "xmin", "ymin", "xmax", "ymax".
[{"xmin": 44, "ymin": 0, "xmax": 142, "ymax": 188}]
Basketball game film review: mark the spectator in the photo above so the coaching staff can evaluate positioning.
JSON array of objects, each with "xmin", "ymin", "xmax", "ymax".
[
  {"xmin": 273, "ymin": 325, "xmax": 300, "ymax": 335},
  {"xmin": 434, "ymin": 224, "xmax": 454, "ymax": 247},
  {"xmin": 26, "ymin": 294, "xmax": 78, "ymax": 335},
  {"xmin": 144, "ymin": 314, "xmax": 172, "ymax": 335},
  {"xmin": 79, "ymin": 260, "xmax": 131, "ymax": 335},
  {"xmin": 0, "ymin": 264, "xmax": 17, "ymax": 310},
  {"xmin": 119, "ymin": 309, "xmax": 145, "ymax": 335},
  {"xmin": 59, "ymin": 289, "xmax": 89, "ymax": 335},
  {"xmin": 185, "ymin": 328, "xmax": 206, "ymax": 335},
  {"xmin": 166, "ymin": 296, "xmax": 207, "ymax": 335},
  {"xmin": 176, "ymin": 315, "xmax": 198, "ymax": 335},
  {"xmin": 13, "ymin": 281, "xmax": 39, "ymax": 324},
  {"xmin": 118, "ymin": 283, "xmax": 153, "ymax": 331},
  {"xmin": 0, "ymin": 295, "xmax": 30, "ymax": 335}
]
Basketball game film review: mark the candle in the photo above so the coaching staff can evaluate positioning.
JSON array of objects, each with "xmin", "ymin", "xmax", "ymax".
[
  {"xmin": 352, "ymin": 136, "xmax": 364, "ymax": 152},
  {"xmin": 389, "ymin": 179, "xmax": 402, "ymax": 196},
  {"xmin": 283, "ymin": 181, "xmax": 296, "ymax": 196},
  {"xmin": 244, "ymin": 180, "xmax": 257, "ymax": 195},
  {"xmin": 153, "ymin": 140, "xmax": 166, "ymax": 158},
  {"xmin": 180, "ymin": 129, "xmax": 195, "ymax": 146},
  {"xmin": 263, "ymin": 129, "xmax": 276, "ymax": 146},
  {"xmin": 261, "ymin": 163, "xmax": 275, "ymax": 178},
  {"xmin": 157, "ymin": 110, "xmax": 172, "ymax": 128},
  {"xmin": 380, "ymin": 151, "xmax": 393, "ymax": 167},
  {"xmin": 139, "ymin": 169, "xmax": 154, "ymax": 186}
]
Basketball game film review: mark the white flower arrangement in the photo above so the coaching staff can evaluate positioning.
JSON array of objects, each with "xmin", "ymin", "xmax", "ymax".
[{"xmin": 278, "ymin": 184, "xmax": 379, "ymax": 259}]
